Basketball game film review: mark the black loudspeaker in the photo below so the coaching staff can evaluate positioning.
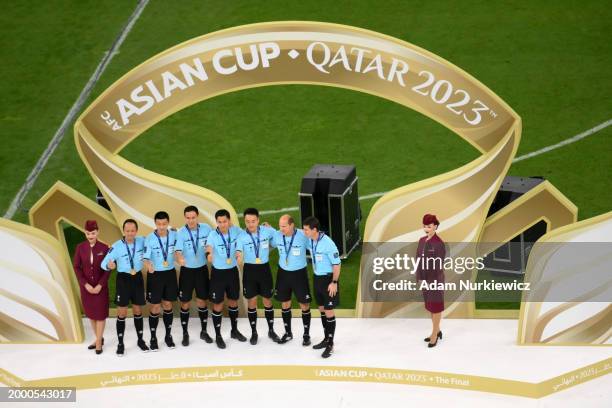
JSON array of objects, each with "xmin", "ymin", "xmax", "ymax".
[
  {"xmin": 299, "ymin": 164, "xmax": 361, "ymax": 259},
  {"xmin": 484, "ymin": 176, "xmax": 548, "ymax": 275}
]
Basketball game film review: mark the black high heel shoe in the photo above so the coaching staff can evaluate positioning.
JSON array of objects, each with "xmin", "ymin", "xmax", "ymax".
[
  {"xmin": 424, "ymin": 331, "xmax": 442, "ymax": 342},
  {"xmin": 87, "ymin": 337, "xmax": 104, "ymax": 350}
]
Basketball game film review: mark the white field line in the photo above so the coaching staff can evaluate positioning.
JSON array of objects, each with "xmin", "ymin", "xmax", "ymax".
[
  {"xmin": 240, "ymin": 118, "xmax": 612, "ymax": 217},
  {"xmin": 3, "ymin": 0, "xmax": 150, "ymax": 219},
  {"xmin": 3, "ymin": 12, "xmax": 609, "ymax": 221},
  {"xmin": 512, "ymin": 118, "xmax": 612, "ymax": 163}
]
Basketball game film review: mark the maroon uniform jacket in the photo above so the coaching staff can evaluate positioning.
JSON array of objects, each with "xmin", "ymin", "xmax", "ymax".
[
  {"xmin": 73, "ymin": 240, "xmax": 110, "ymax": 320},
  {"xmin": 416, "ymin": 233, "xmax": 445, "ymax": 313}
]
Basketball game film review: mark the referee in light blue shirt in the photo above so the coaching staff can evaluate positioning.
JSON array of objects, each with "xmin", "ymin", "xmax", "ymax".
[
  {"xmin": 206, "ymin": 209, "xmax": 246, "ymax": 349},
  {"xmin": 100, "ymin": 218, "xmax": 149, "ymax": 356},
  {"xmin": 174, "ymin": 205, "xmax": 213, "ymax": 347},
  {"xmin": 302, "ymin": 216, "xmax": 341, "ymax": 359},
  {"xmin": 143, "ymin": 211, "xmax": 179, "ymax": 351},
  {"xmin": 271, "ymin": 214, "xmax": 312, "ymax": 346},
  {"xmin": 235, "ymin": 208, "xmax": 281, "ymax": 344}
]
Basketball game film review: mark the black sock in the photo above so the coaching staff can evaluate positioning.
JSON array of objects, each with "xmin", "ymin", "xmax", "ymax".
[
  {"xmin": 248, "ymin": 308, "xmax": 257, "ymax": 333},
  {"xmin": 180, "ymin": 308, "xmax": 190, "ymax": 334},
  {"xmin": 212, "ymin": 311, "xmax": 222, "ymax": 336},
  {"xmin": 282, "ymin": 308, "xmax": 292, "ymax": 334},
  {"xmin": 302, "ymin": 309, "xmax": 311, "ymax": 336},
  {"xmin": 116, "ymin": 316, "xmax": 126, "ymax": 345},
  {"xmin": 198, "ymin": 307, "xmax": 208, "ymax": 332},
  {"xmin": 228, "ymin": 306, "xmax": 239, "ymax": 332},
  {"xmin": 149, "ymin": 312, "xmax": 159, "ymax": 338},
  {"xmin": 162, "ymin": 309, "xmax": 173, "ymax": 336},
  {"xmin": 134, "ymin": 314, "xmax": 144, "ymax": 340},
  {"xmin": 264, "ymin": 306, "xmax": 274, "ymax": 331},
  {"xmin": 320, "ymin": 314, "xmax": 328, "ymax": 338},
  {"xmin": 327, "ymin": 316, "xmax": 336, "ymax": 345}
]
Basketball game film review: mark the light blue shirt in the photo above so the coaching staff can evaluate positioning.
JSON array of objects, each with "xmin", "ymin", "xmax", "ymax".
[
  {"xmin": 144, "ymin": 229, "xmax": 178, "ymax": 271},
  {"xmin": 101, "ymin": 236, "xmax": 146, "ymax": 274},
  {"xmin": 236, "ymin": 225, "xmax": 276, "ymax": 264},
  {"xmin": 271, "ymin": 228, "xmax": 309, "ymax": 271},
  {"xmin": 309, "ymin": 233, "xmax": 341, "ymax": 275},
  {"xmin": 176, "ymin": 223, "xmax": 212, "ymax": 268},
  {"xmin": 206, "ymin": 226, "xmax": 243, "ymax": 270}
]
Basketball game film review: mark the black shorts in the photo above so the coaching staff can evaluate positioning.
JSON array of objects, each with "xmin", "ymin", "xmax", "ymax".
[
  {"xmin": 178, "ymin": 265, "xmax": 209, "ymax": 302},
  {"xmin": 146, "ymin": 269, "xmax": 178, "ymax": 304},
  {"xmin": 243, "ymin": 262, "xmax": 274, "ymax": 299},
  {"xmin": 209, "ymin": 266, "xmax": 240, "ymax": 304},
  {"xmin": 314, "ymin": 274, "xmax": 339, "ymax": 310},
  {"xmin": 275, "ymin": 267, "xmax": 311, "ymax": 304},
  {"xmin": 115, "ymin": 272, "xmax": 146, "ymax": 307}
]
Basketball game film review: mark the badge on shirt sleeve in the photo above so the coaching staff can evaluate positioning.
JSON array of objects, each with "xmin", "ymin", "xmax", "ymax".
[{"xmin": 333, "ymin": 252, "xmax": 339, "ymax": 258}]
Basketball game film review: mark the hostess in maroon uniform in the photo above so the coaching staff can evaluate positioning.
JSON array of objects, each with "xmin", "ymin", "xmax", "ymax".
[
  {"xmin": 415, "ymin": 220, "xmax": 446, "ymax": 313},
  {"xmin": 73, "ymin": 223, "xmax": 110, "ymax": 320}
]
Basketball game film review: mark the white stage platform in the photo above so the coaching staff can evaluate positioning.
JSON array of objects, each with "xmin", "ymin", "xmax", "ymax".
[{"xmin": 1, "ymin": 317, "xmax": 610, "ymax": 406}]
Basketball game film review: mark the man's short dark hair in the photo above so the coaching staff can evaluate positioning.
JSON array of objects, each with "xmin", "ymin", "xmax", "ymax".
[
  {"xmin": 243, "ymin": 207, "xmax": 259, "ymax": 218},
  {"xmin": 184, "ymin": 205, "xmax": 199, "ymax": 215},
  {"xmin": 303, "ymin": 216, "xmax": 320, "ymax": 230},
  {"xmin": 154, "ymin": 211, "xmax": 170, "ymax": 221},
  {"xmin": 215, "ymin": 209, "xmax": 231, "ymax": 220},
  {"xmin": 122, "ymin": 218, "xmax": 138, "ymax": 230}
]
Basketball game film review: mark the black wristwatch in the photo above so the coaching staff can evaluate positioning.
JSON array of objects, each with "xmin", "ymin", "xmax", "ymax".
[{"xmin": 332, "ymin": 280, "xmax": 338, "ymax": 284}]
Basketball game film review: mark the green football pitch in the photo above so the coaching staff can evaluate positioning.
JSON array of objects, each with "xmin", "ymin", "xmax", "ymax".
[{"xmin": 1, "ymin": 1, "xmax": 610, "ymax": 310}]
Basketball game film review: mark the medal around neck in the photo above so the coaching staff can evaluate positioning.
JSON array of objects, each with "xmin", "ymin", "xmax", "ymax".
[{"xmin": 11, "ymin": 22, "xmax": 604, "ymax": 346}]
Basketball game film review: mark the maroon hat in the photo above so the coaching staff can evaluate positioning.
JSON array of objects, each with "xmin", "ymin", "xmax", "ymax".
[
  {"xmin": 422, "ymin": 214, "xmax": 439, "ymax": 226},
  {"xmin": 84, "ymin": 220, "xmax": 99, "ymax": 232}
]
